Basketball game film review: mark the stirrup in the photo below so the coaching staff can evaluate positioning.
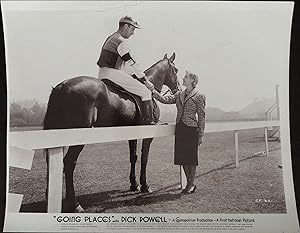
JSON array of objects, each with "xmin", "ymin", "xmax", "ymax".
[
  {"xmin": 141, "ymin": 117, "xmax": 157, "ymax": 125},
  {"xmin": 142, "ymin": 121, "xmax": 156, "ymax": 125}
]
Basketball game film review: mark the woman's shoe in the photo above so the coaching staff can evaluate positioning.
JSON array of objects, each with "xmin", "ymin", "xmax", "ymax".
[
  {"xmin": 186, "ymin": 185, "xmax": 196, "ymax": 194},
  {"xmin": 181, "ymin": 188, "xmax": 187, "ymax": 194}
]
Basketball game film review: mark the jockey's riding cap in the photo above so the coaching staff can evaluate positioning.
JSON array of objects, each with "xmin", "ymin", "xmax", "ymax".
[{"xmin": 119, "ymin": 16, "xmax": 141, "ymax": 29}]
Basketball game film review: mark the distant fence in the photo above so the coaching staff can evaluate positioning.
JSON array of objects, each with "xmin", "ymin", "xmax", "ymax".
[{"xmin": 8, "ymin": 120, "xmax": 280, "ymax": 213}]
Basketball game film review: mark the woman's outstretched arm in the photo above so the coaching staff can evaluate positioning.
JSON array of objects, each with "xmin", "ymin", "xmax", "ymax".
[{"xmin": 152, "ymin": 90, "xmax": 178, "ymax": 104}]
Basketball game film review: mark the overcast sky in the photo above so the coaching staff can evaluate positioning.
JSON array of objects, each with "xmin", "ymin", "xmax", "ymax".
[{"xmin": 2, "ymin": 1, "xmax": 293, "ymax": 111}]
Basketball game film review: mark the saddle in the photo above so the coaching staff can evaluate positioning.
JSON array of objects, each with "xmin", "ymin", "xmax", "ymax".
[{"xmin": 101, "ymin": 79, "xmax": 159, "ymax": 122}]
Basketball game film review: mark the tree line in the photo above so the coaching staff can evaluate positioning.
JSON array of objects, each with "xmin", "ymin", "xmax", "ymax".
[{"xmin": 10, "ymin": 102, "xmax": 47, "ymax": 127}]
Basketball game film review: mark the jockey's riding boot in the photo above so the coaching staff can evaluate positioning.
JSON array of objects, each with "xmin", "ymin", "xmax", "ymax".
[{"xmin": 142, "ymin": 100, "xmax": 156, "ymax": 125}]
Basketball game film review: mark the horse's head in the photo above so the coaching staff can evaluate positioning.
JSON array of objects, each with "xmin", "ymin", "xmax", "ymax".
[{"xmin": 145, "ymin": 52, "xmax": 181, "ymax": 94}]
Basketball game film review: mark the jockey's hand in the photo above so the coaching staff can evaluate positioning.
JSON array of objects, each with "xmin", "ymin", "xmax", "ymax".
[
  {"xmin": 144, "ymin": 78, "xmax": 155, "ymax": 92},
  {"xmin": 132, "ymin": 74, "xmax": 146, "ymax": 83},
  {"xmin": 132, "ymin": 74, "xmax": 155, "ymax": 91}
]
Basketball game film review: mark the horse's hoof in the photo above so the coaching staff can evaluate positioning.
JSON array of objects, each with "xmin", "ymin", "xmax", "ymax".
[
  {"xmin": 141, "ymin": 185, "xmax": 152, "ymax": 193},
  {"xmin": 130, "ymin": 185, "xmax": 140, "ymax": 192},
  {"xmin": 75, "ymin": 204, "xmax": 85, "ymax": 213}
]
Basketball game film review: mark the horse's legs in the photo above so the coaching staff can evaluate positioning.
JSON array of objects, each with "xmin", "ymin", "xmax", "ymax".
[
  {"xmin": 129, "ymin": 140, "xmax": 139, "ymax": 191},
  {"xmin": 63, "ymin": 145, "xmax": 84, "ymax": 212},
  {"xmin": 140, "ymin": 138, "xmax": 154, "ymax": 193}
]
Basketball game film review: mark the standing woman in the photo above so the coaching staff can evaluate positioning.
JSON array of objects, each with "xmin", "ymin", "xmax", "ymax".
[{"xmin": 152, "ymin": 71, "xmax": 206, "ymax": 194}]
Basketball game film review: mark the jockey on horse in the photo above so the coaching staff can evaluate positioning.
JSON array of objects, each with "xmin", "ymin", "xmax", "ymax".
[{"xmin": 97, "ymin": 16, "xmax": 156, "ymax": 125}]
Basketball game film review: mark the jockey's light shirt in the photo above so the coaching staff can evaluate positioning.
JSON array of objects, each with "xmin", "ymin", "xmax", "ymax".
[{"xmin": 97, "ymin": 32, "xmax": 145, "ymax": 79}]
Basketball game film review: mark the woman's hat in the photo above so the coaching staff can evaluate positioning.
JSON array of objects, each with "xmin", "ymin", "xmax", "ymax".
[{"xmin": 119, "ymin": 16, "xmax": 141, "ymax": 29}]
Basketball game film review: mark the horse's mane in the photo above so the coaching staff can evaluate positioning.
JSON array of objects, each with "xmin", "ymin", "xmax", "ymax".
[{"xmin": 144, "ymin": 59, "xmax": 165, "ymax": 73}]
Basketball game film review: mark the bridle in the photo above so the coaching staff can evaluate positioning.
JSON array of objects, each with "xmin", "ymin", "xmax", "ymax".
[{"xmin": 161, "ymin": 60, "xmax": 180, "ymax": 96}]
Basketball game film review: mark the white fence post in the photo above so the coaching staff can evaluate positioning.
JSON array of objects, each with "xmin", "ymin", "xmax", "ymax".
[
  {"xmin": 276, "ymin": 85, "xmax": 281, "ymax": 140},
  {"xmin": 264, "ymin": 127, "xmax": 269, "ymax": 156},
  {"xmin": 234, "ymin": 130, "xmax": 239, "ymax": 168},
  {"xmin": 47, "ymin": 147, "xmax": 64, "ymax": 213}
]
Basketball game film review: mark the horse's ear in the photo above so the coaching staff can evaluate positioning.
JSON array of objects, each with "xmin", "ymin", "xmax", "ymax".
[
  {"xmin": 169, "ymin": 52, "xmax": 176, "ymax": 62},
  {"xmin": 163, "ymin": 54, "xmax": 168, "ymax": 59}
]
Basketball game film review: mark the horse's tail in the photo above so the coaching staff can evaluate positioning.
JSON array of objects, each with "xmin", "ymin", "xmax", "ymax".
[{"xmin": 43, "ymin": 83, "xmax": 66, "ymax": 130}]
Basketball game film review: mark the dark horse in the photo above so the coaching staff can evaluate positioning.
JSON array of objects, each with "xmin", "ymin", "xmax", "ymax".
[{"xmin": 43, "ymin": 52, "xmax": 180, "ymax": 212}]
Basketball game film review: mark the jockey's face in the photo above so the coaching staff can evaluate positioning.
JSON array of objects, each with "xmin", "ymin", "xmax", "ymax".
[{"xmin": 124, "ymin": 24, "xmax": 135, "ymax": 38}]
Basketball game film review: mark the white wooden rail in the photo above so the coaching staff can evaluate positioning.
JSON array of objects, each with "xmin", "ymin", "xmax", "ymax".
[{"xmin": 8, "ymin": 120, "xmax": 280, "ymax": 213}]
